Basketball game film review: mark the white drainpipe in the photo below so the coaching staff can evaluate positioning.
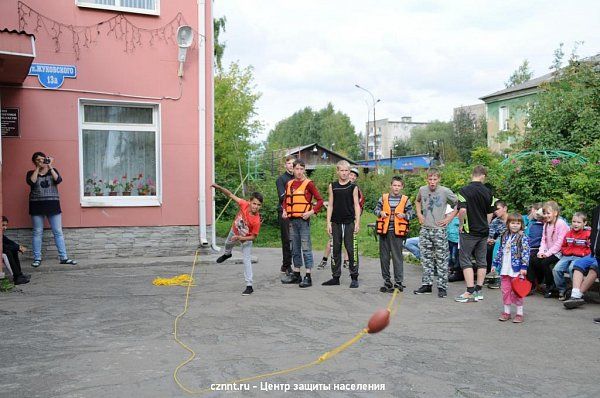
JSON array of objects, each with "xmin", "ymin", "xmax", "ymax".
[{"xmin": 198, "ymin": 0, "xmax": 209, "ymax": 247}]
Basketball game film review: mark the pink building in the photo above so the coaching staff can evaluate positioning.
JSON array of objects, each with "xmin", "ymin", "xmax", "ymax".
[{"xmin": 0, "ymin": 0, "xmax": 215, "ymax": 258}]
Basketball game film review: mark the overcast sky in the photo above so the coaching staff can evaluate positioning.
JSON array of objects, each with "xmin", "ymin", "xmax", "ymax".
[{"xmin": 214, "ymin": 1, "xmax": 600, "ymax": 142}]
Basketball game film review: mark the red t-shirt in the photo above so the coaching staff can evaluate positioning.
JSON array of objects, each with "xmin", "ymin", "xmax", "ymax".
[{"xmin": 232, "ymin": 200, "xmax": 261, "ymax": 238}]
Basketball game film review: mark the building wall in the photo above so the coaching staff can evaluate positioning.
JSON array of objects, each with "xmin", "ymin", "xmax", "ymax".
[
  {"xmin": 5, "ymin": 225, "xmax": 203, "ymax": 260},
  {"xmin": 365, "ymin": 118, "xmax": 428, "ymax": 159},
  {"xmin": 0, "ymin": 0, "xmax": 212, "ymax": 233},
  {"xmin": 485, "ymin": 94, "xmax": 534, "ymax": 152},
  {"xmin": 453, "ymin": 103, "xmax": 485, "ymax": 122}
]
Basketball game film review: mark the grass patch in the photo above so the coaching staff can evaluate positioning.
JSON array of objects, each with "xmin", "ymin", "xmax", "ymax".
[{"xmin": 216, "ymin": 213, "xmax": 381, "ymax": 258}]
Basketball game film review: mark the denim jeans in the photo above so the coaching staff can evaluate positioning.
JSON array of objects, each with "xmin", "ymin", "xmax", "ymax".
[
  {"xmin": 31, "ymin": 213, "xmax": 68, "ymax": 261},
  {"xmin": 404, "ymin": 237, "xmax": 420, "ymax": 260},
  {"xmin": 289, "ymin": 218, "xmax": 314, "ymax": 269},
  {"xmin": 552, "ymin": 255, "xmax": 579, "ymax": 294},
  {"xmin": 448, "ymin": 240, "xmax": 459, "ymax": 272}
]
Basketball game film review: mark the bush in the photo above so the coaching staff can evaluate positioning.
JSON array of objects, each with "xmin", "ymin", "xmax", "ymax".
[{"xmin": 495, "ymin": 149, "xmax": 600, "ymax": 219}]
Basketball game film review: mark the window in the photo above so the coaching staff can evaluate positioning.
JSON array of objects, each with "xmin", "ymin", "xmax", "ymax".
[
  {"xmin": 79, "ymin": 100, "xmax": 161, "ymax": 207},
  {"xmin": 76, "ymin": 0, "xmax": 159, "ymax": 16},
  {"xmin": 499, "ymin": 106, "xmax": 509, "ymax": 131}
]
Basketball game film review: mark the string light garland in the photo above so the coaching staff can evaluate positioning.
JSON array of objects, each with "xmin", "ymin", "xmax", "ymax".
[{"xmin": 17, "ymin": 1, "xmax": 203, "ymax": 59}]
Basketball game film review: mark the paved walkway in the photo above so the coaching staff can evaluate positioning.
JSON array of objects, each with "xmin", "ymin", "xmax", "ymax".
[{"xmin": 1, "ymin": 248, "xmax": 599, "ymax": 397}]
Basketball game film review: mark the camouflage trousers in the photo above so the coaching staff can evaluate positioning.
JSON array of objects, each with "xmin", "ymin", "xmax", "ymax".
[{"xmin": 419, "ymin": 227, "xmax": 449, "ymax": 290}]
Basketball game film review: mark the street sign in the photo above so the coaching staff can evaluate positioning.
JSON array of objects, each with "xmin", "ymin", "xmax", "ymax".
[
  {"xmin": 29, "ymin": 63, "xmax": 77, "ymax": 89},
  {"xmin": 1, "ymin": 108, "xmax": 19, "ymax": 137}
]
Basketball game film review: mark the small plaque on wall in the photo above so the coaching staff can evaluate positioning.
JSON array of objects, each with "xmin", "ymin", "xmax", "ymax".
[{"xmin": 1, "ymin": 108, "xmax": 19, "ymax": 137}]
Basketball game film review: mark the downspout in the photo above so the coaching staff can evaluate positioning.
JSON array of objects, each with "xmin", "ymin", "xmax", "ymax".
[
  {"xmin": 208, "ymin": 0, "xmax": 220, "ymax": 251},
  {"xmin": 198, "ymin": 0, "xmax": 209, "ymax": 247}
]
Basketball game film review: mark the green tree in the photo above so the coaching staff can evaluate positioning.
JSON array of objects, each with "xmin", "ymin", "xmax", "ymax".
[
  {"xmin": 391, "ymin": 137, "xmax": 412, "ymax": 156},
  {"xmin": 214, "ymin": 62, "xmax": 262, "ymax": 186},
  {"xmin": 505, "ymin": 59, "xmax": 533, "ymax": 88},
  {"xmin": 525, "ymin": 50, "xmax": 600, "ymax": 151},
  {"xmin": 214, "ymin": 16, "xmax": 227, "ymax": 70},
  {"xmin": 266, "ymin": 103, "xmax": 361, "ymax": 159},
  {"xmin": 409, "ymin": 120, "xmax": 459, "ymax": 161},
  {"xmin": 452, "ymin": 109, "xmax": 487, "ymax": 162}
]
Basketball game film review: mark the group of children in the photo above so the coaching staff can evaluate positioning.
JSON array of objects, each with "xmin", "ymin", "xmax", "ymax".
[{"xmin": 213, "ymin": 160, "xmax": 600, "ymax": 325}]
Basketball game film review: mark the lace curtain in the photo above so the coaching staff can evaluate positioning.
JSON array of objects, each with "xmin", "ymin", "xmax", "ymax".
[{"xmin": 82, "ymin": 105, "xmax": 157, "ymax": 196}]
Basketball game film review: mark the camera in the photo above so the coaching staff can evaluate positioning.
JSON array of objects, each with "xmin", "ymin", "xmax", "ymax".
[{"xmin": 43, "ymin": 157, "xmax": 51, "ymax": 164}]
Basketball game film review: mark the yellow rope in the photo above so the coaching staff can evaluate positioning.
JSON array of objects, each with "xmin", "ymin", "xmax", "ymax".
[
  {"xmin": 171, "ymin": 249, "xmax": 402, "ymax": 395},
  {"xmin": 152, "ymin": 274, "xmax": 195, "ymax": 287}
]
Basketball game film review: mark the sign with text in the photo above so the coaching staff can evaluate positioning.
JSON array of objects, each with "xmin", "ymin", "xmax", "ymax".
[
  {"xmin": 1, "ymin": 108, "xmax": 19, "ymax": 137},
  {"xmin": 29, "ymin": 63, "xmax": 77, "ymax": 89}
]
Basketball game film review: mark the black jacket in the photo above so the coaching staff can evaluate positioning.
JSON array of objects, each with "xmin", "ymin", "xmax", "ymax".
[
  {"xmin": 3, "ymin": 234, "xmax": 20, "ymax": 253},
  {"xmin": 275, "ymin": 171, "xmax": 294, "ymax": 212}
]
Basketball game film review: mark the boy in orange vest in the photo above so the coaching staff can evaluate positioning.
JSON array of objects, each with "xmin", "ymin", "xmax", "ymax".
[
  {"xmin": 281, "ymin": 159, "xmax": 324, "ymax": 288},
  {"xmin": 374, "ymin": 176, "xmax": 414, "ymax": 292}
]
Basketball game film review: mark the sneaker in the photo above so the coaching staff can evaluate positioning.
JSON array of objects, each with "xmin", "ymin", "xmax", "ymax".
[
  {"xmin": 593, "ymin": 317, "xmax": 600, "ymax": 324},
  {"xmin": 299, "ymin": 276, "xmax": 312, "ymax": 288},
  {"xmin": 59, "ymin": 258, "xmax": 77, "ymax": 265},
  {"xmin": 379, "ymin": 282, "xmax": 393, "ymax": 293},
  {"xmin": 512, "ymin": 314, "xmax": 524, "ymax": 323},
  {"xmin": 31, "ymin": 259, "xmax": 42, "ymax": 268},
  {"xmin": 281, "ymin": 273, "xmax": 301, "ymax": 284},
  {"xmin": 393, "ymin": 283, "xmax": 404, "ymax": 292},
  {"xmin": 413, "ymin": 285, "xmax": 432, "ymax": 295},
  {"xmin": 280, "ymin": 265, "xmax": 291, "ymax": 274},
  {"xmin": 349, "ymin": 279, "xmax": 359, "ymax": 288},
  {"xmin": 485, "ymin": 269, "xmax": 498, "ymax": 280},
  {"xmin": 563, "ymin": 297, "xmax": 585, "ymax": 309},
  {"xmin": 498, "ymin": 312, "xmax": 511, "ymax": 322},
  {"xmin": 455, "ymin": 292, "xmax": 476, "ymax": 303},
  {"xmin": 343, "ymin": 260, "xmax": 349, "ymax": 269},
  {"xmin": 216, "ymin": 254, "xmax": 232, "ymax": 264},
  {"xmin": 322, "ymin": 277, "xmax": 340, "ymax": 286},
  {"xmin": 487, "ymin": 279, "xmax": 501, "ymax": 289},
  {"xmin": 474, "ymin": 290, "xmax": 484, "ymax": 301},
  {"xmin": 13, "ymin": 275, "xmax": 30, "ymax": 285},
  {"xmin": 242, "ymin": 286, "xmax": 253, "ymax": 296},
  {"xmin": 438, "ymin": 288, "xmax": 447, "ymax": 298},
  {"xmin": 558, "ymin": 292, "xmax": 567, "ymax": 301},
  {"xmin": 316, "ymin": 259, "xmax": 328, "ymax": 270}
]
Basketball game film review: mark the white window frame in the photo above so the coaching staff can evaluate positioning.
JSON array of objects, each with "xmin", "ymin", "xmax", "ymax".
[
  {"xmin": 75, "ymin": 0, "xmax": 160, "ymax": 16},
  {"xmin": 78, "ymin": 99, "xmax": 162, "ymax": 207},
  {"xmin": 499, "ymin": 106, "xmax": 509, "ymax": 131}
]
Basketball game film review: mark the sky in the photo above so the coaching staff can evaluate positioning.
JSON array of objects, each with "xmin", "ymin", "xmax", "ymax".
[{"xmin": 214, "ymin": 0, "xmax": 600, "ymax": 142}]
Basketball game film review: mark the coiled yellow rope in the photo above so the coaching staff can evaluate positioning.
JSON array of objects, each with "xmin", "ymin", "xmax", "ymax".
[
  {"xmin": 152, "ymin": 274, "xmax": 195, "ymax": 286},
  {"xmin": 171, "ymin": 249, "xmax": 401, "ymax": 395}
]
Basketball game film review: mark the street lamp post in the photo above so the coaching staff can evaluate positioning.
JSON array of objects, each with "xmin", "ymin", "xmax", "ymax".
[{"xmin": 355, "ymin": 84, "xmax": 381, "ymax": 168}]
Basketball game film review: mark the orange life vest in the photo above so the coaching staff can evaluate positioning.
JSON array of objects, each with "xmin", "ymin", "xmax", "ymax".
[
  {"xmin": 285, "ymin": 178, "xmax": 313, "ymax": 218},
  {"xmin": 376, "ymin": 193, "xmax": 409, "ymax": 237}
]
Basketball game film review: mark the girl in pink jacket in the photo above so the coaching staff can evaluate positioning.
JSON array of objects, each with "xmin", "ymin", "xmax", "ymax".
[{"xmin": 530, "ymin": 201, "xmax": 570, "ymax": 297}]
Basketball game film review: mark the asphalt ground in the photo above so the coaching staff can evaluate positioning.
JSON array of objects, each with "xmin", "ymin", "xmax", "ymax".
[{"xmin": 1, "ymin": 248, "xmax": 599, "ymax": 398}]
